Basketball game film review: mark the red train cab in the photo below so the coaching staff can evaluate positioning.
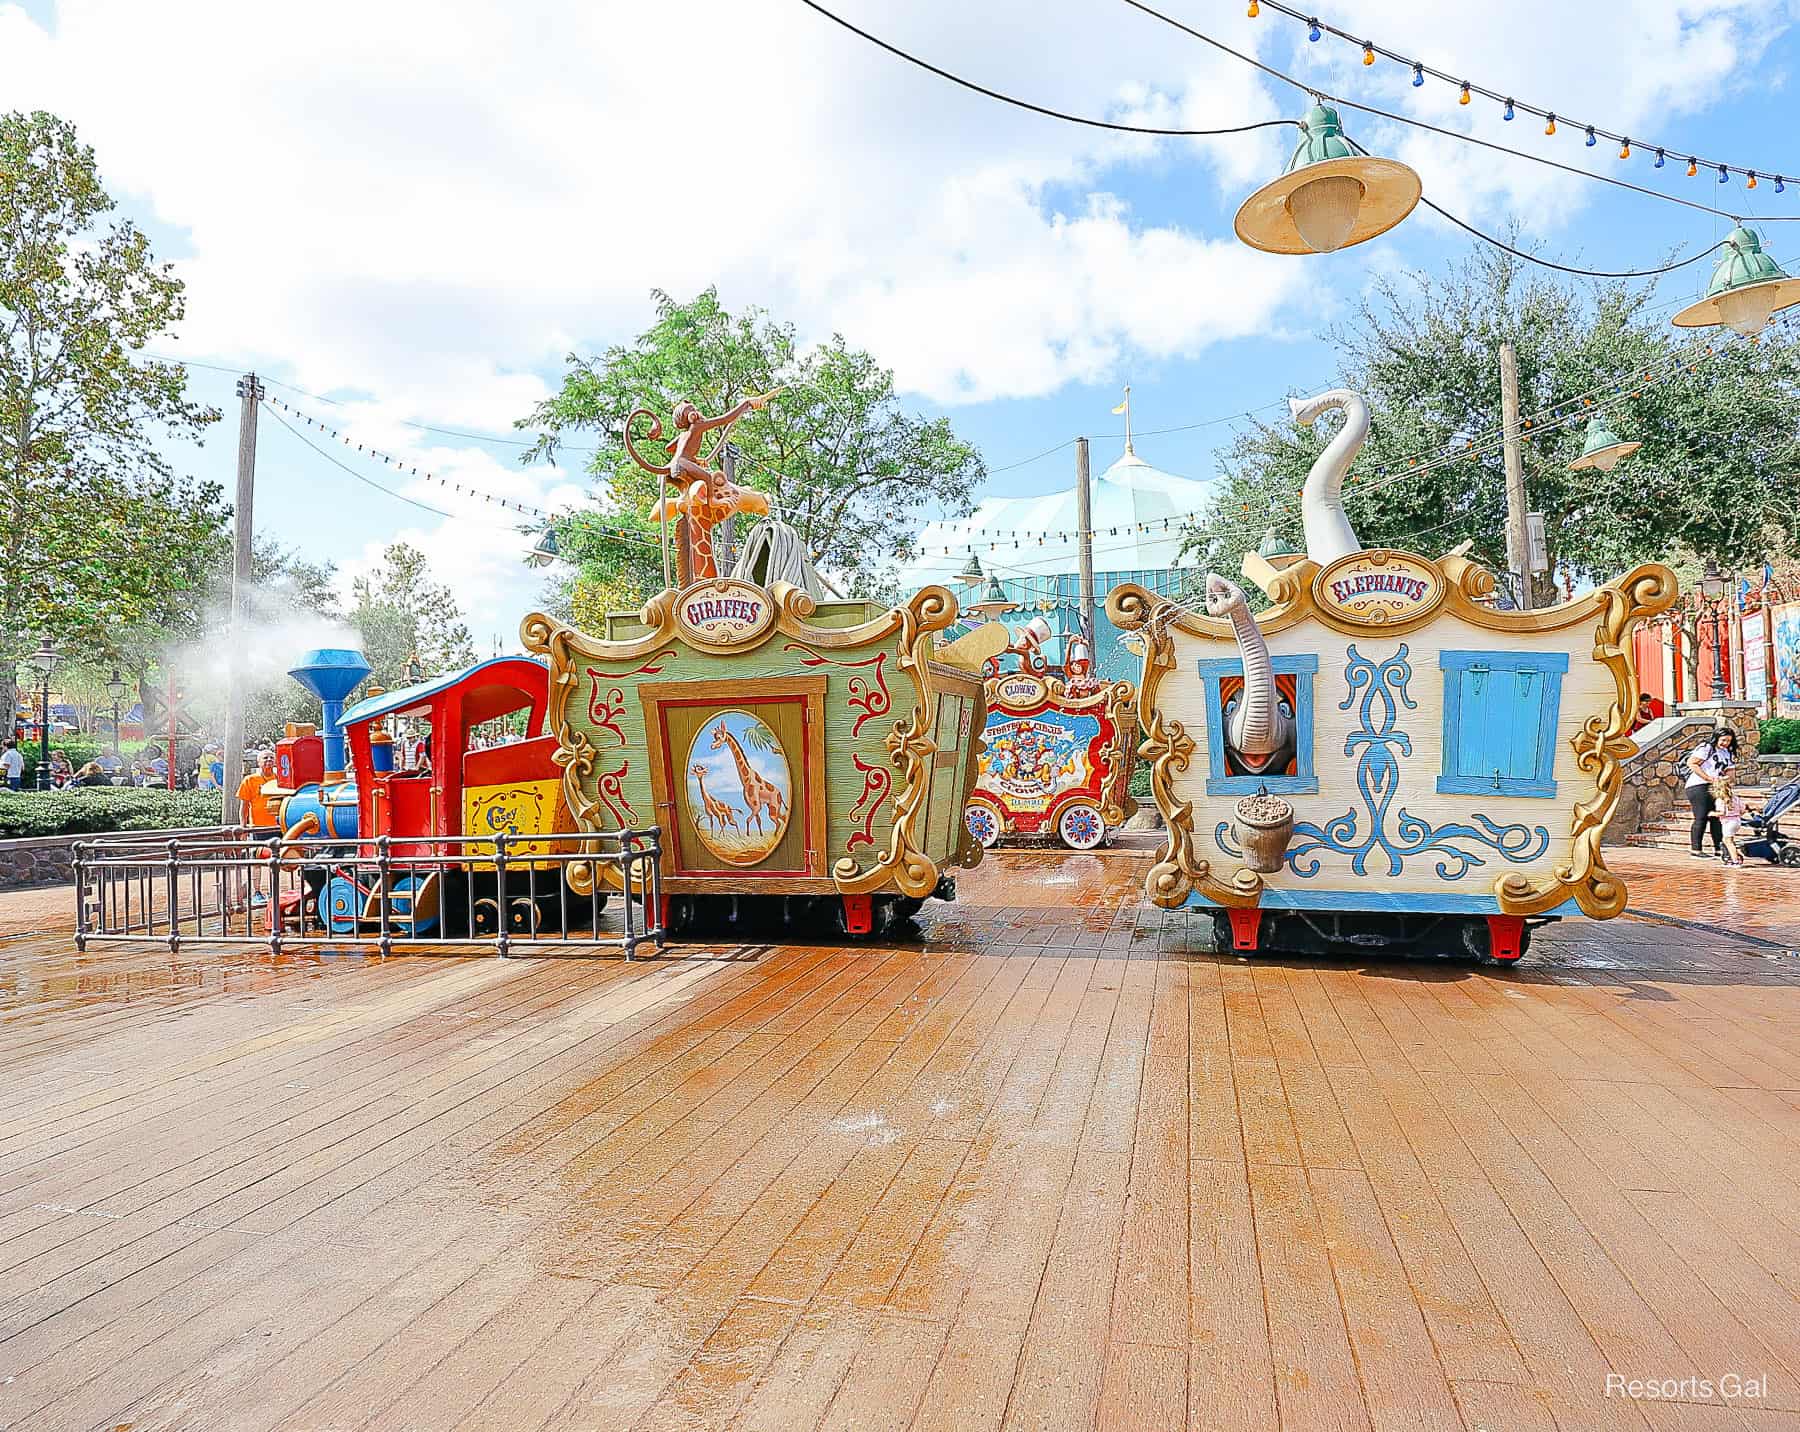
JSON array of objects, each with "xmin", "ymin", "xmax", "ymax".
[{"xmin": 338, "ymin": 656, "xmax": 572, "ymax": 855}]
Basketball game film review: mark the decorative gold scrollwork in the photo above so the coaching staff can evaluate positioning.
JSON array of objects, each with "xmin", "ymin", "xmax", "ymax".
[
  {"xmin": 832, "ymin": 586, "xmax": 960, "ymax": 898},
  {"xmin": 1494, "ymin": 562, "xmax": 1677, "ymax": 918}
]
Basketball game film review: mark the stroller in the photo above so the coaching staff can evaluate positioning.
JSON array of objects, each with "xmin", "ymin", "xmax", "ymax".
[{"xmin": 1741, "ymin": 774, "xmax": 1800, "ymax": 866}]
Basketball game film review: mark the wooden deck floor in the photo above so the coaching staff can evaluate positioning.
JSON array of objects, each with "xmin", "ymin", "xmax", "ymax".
[{"xmin": 2, "ymin": 851, "xmax": 1798, "ymax": 1430}]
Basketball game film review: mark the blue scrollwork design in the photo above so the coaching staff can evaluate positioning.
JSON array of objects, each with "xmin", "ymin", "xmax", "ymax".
[{"xmin": 1213, "ymin": 643, "xmax": 1549, "ymax": 879}]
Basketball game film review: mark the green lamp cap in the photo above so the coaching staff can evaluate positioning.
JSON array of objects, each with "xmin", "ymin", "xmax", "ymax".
[
  {"xmin": 1287, "ymin": 103, "xmax": 1357, "ymax": 173},
  {"xmin": 1580, "ymin": 415, "xmax": 1624, "ymax": 456},
  {"xmin": 1570, "ymin": 413, "xmax": 1641, "ymax": 471},
  {"xmin": 1708, "ymin": 226, "xmax": 1790, "ymax": 298}
]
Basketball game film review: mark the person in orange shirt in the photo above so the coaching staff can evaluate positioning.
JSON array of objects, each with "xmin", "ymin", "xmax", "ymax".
[{"xmin": 237, "ymin": 751, "xmax": 279, "ymax": 829}]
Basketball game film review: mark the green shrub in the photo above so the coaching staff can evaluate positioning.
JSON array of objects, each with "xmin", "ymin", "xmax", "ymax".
[
  {"xmin": 0, "ymin": 788, "xmax": 223, "ymax": 840},
  {"xmin": 1759, "ymin": 717, "xmax": 1800, "ymax": 756},
  {"xmin": 1128, "ymin": 758, "xmax": 1152, "ymax": 803},
  {"xmin": 17, "ymin": 736, "xmax": 108, "ymax": 785}
]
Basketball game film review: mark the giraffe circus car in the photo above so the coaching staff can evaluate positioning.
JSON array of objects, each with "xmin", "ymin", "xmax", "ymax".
[
  {"xmin": 1108, "ymin": 387, "xmax": 1678, "ymax": 963},
  {"xmin": 520, "ymin": 578, "xmax": 986, "ymax": 937}
]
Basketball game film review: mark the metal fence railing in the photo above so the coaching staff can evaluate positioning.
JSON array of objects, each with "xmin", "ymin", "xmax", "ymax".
[{"xmin": 72, "ymin": 828, "xmax": 665, "ymax": 960}]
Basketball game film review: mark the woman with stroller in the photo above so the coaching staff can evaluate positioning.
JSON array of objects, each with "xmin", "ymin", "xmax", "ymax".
[{"xmin": 1685, "ymin": 727, "xmax": 1739, "ymax": 859}]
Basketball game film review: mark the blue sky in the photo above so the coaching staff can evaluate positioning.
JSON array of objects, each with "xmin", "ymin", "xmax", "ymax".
[{"xmin": 3, "ymin": 0, "xmax": 1795, "ymax": 642}]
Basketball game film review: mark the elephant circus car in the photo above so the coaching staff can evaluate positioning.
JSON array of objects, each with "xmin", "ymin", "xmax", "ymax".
[{"xmin": 1109, "ymin": 389, "xmax": 1677, "ymax": 963}]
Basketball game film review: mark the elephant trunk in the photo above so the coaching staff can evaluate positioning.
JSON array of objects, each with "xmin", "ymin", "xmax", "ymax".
[
  {"xmin": 1290, "ymin": 388, "xmax": 1367, "ymax": 566},
  {"xmin": 1225, "ymin": 602, "xmax": 1285, "ymax": 757}
]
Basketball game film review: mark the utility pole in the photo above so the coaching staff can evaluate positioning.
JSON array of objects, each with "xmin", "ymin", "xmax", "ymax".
[
  {"xmin": 1498, "ymin": 341, "xmax": 1533, "ymax": 611},
  {"xmin": 1074, "ymin": 436, "xmax": 1095, "ymax": 651},
  {"xmin": 221, "ymin": 372, "xmax": 262, "ymax": 823}
]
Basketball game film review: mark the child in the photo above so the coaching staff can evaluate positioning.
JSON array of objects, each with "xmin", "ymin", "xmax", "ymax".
[{"xmin": 1713, "ymin": 777, "xmax": 1748, "ymax": 866}]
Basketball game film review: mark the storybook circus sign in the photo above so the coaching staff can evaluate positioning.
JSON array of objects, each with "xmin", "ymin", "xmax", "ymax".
[{"xmin": 1630, "ymin": 564, "xmax": 1800, "ymax": 718}]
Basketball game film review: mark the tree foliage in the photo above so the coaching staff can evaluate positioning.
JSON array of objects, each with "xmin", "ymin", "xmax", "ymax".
[
  {"xmin": 519, "ymin": 288, "xmax": 986, "ymax": 606},
  {"xmin": 347, "ymin": 541, "xmax": 476, "ymax": 688},
  {"xmin": 0, "ymin": 110, "xmax": 226, "ymax": 735},
  {"xmin": 1188, "ymin": 241, "xmax": 1800, "ymax": 606}
]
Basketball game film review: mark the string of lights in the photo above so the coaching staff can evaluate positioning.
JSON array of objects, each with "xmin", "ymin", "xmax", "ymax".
[
  {"xmin": 1246, "ymin": 0, "xmax": 1794, "ymax": 196},
  {"xmin": 262, "ymin": 397, "xmax": 662, "ymax": 552},
  {"xmin": 264, "ymin": 396, "xmax": 558, "ymax": 521},
  {"xmin": 802, "ymin": 0, "xmax": 1795, "ymax": 292},
  {"xmin": 1117, "ymin": 0, "xmax": 1790, "ymax": 227}
]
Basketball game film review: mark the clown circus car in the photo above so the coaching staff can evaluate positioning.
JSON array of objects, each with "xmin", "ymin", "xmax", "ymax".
[
  {"xmin": 1109, "ymin": 388, "xmax": 1677, "ymax": 963},
  {"xmin": 962, "ymin": 630, "xmax": 1138, "ymax": 851}
]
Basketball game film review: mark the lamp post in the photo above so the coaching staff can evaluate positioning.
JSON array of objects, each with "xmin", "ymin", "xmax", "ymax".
[
  {"xmin": 1700, "ymin": 560, "xmax": 1728, "ymax": 700},
  {"xmin": 28, "ymin": 639, "xmax": 58, "ymax": 791},
  {"xmin": 105, "ymin": 668, "xmax": 125, "ymax": 761}
]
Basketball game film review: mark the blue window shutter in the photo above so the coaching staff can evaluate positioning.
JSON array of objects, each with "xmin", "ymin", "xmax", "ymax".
[{"xmin": 1438, "ymin": 651, "xmax": 1567, "ymax": 798}]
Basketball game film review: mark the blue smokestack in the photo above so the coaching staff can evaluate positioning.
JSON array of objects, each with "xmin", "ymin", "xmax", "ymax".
[{"xmin": 289, "ymin": 648, "xmax": 373, "ymax": 778}]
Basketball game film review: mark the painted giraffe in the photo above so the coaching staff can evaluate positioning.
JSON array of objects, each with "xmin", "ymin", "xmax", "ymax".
[
  {"xmin": 690, "ymin": 763, "xmax": 738, "ymax": 831},
  {"xmin": 711, "ymin": 723, "xmax": 787, "ymax": 835}
]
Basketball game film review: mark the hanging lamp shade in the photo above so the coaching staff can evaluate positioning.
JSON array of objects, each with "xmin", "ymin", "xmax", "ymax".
[
  {"xmin": 1568, "ymin": 414, "xmax": 1641, "ymax": 473},
  {"xmin": 524, "ymin": 524, "xmax": 560, "ymax": 568},
  {"xmin": 1256, "ymin": 526, "xmax": 1289, "ymax": 558},
  {"xmin": 1671, "ymin": 226, "xmax": 1800, "ymax": 336},
  {"xmin": 970, "ymin": 573, "xmax": 1015, "ymax": 620},
  {"xmin": 955, "ymin": 553, "xmax": 985, "ymax": 584},
  {"xmin": 1234, "ymin": 103, "xmax": 1422, "ymax": 255}
]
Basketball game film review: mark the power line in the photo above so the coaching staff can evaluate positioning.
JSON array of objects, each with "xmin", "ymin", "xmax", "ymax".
[
  {"xmin": 1418, "ymin": 201, "xmax": 1726, "ymax": 279},
  {"xmin": 797, "ymin": 0, "xmax": 1298, "ymax": 137}
]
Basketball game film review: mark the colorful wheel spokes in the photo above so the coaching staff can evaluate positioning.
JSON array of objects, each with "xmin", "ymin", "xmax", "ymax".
[
  {"xmin": 324, "ymin": 874, "xmax": 361, "ymax": 934},
  {"xmin": 1059, "ymin": 804, "xmax": 1104, "ymax": 851},
  {"xmin": 965, "ymin": 804, "xmax": 1000, "ymax": 848}
]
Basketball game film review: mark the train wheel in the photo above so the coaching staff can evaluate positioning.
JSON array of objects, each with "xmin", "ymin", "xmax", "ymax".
[
  {"xmin": 471, "ymin": 897, "xmax": 501, "ymax": 936},
  {"xmin": 506, "ymin": 897, "xmax": 539, "ymax": 935},
  {"xmin": 324, "ymin": 875, "xmax": 362, "ymax": 935},
  {"xmin": 386, "ymin": 874, "xmax": 440, "ymax": 937},
  {"xmin": 964, "ymin": 802, "xmax": 1001, "ymax": 849},
  {"xmin": 1057, "ymin": 802, "xmax": 1105, "ymax": 851}
]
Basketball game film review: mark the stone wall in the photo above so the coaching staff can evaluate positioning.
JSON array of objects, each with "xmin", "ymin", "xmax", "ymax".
[
  {"xmin": 1603, "ymin": 701, "xmax": 1764, "ymax": 846},
  {"xmin": 0, "ymin": 827, "xmax": 234, "ymax": 890}
]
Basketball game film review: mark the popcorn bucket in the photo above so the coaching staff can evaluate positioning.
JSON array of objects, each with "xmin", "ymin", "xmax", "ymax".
[{"xmin": 1233, "ymin": 790, "xmax": 1295, "ymax": 874}]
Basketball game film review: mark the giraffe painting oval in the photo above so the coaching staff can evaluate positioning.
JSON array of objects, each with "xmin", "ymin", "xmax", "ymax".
[{"xmin": 686, "ymin": 709, "xmax": 793, "ymax": 867}]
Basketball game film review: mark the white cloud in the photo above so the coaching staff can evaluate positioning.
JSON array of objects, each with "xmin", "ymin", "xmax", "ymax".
[{"xmin": 1, "ymin": 0, "xmax": 1789, "ymax": 613}]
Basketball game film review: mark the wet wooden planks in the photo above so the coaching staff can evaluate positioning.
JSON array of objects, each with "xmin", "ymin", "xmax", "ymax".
[{"xmin": 0, "ymin": 859, "xmax": 1798, "ymax": 1429}]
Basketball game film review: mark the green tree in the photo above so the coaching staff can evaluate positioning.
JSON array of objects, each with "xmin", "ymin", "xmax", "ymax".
[
  {"xmin": 0, "ymin": 110, "xmax": 226, "ymax": 737},
  {"xmin": 519, "ymin": 287, "xmax": 986, "ymax": 606},
  {"xmin": 347, "ymin": 542, "xmax": 476, "ymax": 688},
  {"xmin": 1190, "ymin": 241, "xmax": 1800, "ymax": 608}
]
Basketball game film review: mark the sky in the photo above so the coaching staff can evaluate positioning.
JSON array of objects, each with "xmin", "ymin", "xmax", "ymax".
[{"xmin": 2, "ymin": 0, "xmax": 1796, "ymax": 647}]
